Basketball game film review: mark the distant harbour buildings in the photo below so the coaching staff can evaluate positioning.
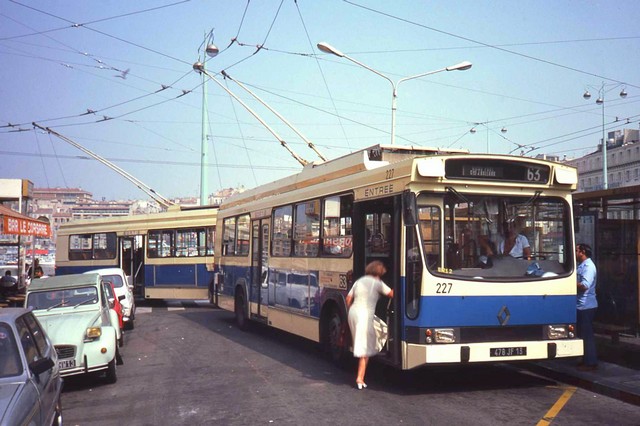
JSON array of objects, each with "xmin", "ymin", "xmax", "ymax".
[{"xmin": 568, "ymin": 129, "xmax": 640, "ymax": 193}]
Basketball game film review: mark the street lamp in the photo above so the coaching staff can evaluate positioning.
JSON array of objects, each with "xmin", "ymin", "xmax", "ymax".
[
  {"xmin": 317, "ymin": 42, "xmax": 471, "ymax": 145},
  {"xmin": 583, "ymin": 82, "xmax": 628, "ymax": 190},
  {"xmin": 469, "ymin": 122, "xmax": 506, "ymax": 153},
  {"xmin": 194, "ymin": 29, "xmax": 219, "ymax": 206}
]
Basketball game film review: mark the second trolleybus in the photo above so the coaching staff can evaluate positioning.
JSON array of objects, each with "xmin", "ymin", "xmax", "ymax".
[
  {"xmin": 214, "ymin": 145, "xmax": 583, "ymax": 369},
  {"xmin": 56, "ymin": 205, "xmax": 217, "ymax": 300}
]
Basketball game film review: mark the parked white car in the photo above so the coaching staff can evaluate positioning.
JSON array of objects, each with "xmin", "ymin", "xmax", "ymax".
[
  {"xmin": 25, "ymin": 273, "xmax": 122, "ymax": 383},
  {"xmin": 84, "ymin": 268, "xmax": 136, "ymax": 330}
]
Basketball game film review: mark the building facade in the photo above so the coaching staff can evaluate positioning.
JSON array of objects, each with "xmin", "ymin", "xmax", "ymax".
[{"xmin": 569, "ymin": 129, "xmax": 640, "ymax": 193}]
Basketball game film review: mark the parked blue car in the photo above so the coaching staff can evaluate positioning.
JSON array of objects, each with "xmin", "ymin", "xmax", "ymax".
[{"xmin": 0, "ymin": 308, "xmax": 63, "ymax": 425}]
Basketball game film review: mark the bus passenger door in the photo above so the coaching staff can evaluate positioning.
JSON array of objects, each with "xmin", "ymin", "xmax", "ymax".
[
  {"xmin": 352, "ymin": 196, "xmax": 401, "ymax": 366},
  {"xmin": 251, "ymin": 220, "xmax": 269, "ymax": 320},
  {"xmin": 120, "ymin": 236, "xmax": 144, "ymax": 297}
]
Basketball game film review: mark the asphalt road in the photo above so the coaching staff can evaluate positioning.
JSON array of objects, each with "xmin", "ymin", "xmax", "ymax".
[{"xmin": 61, "ymin": 301, "xmax": 640, "ymax": 425}]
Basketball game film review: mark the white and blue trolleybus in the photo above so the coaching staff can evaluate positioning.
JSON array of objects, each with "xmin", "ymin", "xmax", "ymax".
[{"xmin": 214, "ymin": 145, "xmax": 583, "ymax": 368}]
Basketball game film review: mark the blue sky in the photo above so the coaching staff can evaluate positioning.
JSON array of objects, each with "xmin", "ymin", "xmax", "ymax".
[{"xmin": 1, "ymin": 0, "xmax": 639, "ymax": 200}]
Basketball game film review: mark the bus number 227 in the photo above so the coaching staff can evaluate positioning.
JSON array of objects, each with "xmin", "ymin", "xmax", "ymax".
[{"xmin": 436, "ymin": 283, "xmax": 453, "ymax": 294}]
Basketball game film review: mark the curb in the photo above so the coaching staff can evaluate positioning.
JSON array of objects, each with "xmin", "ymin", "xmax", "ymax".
[{"xmin": 524, "ymin": 362, "xmax": 640, "ymax": 407}]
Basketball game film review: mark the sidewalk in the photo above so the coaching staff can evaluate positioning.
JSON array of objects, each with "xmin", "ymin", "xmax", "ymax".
[{"xmin": 526, "ymin": 333, "xmax": 640, "ymax": 406}]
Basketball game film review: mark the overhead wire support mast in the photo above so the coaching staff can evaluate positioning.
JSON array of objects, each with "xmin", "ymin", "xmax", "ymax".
[
  {"xmin": 220, "ymin": 70, "xmax": 327, "ymax": 162},
  {"xmin": 32, "ymin": 122, "xmax": 175, "ymax": 209},
  {"xmin": 192, "ymin": 64, "xmax": 309, "ymax": 167}
]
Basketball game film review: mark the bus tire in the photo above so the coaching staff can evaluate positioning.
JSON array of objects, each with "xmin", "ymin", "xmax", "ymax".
[
  {"xmin": 208, "ymin": 281, "xmax": 217, "ymax": 307},
  {"xmin": 234, "ymin": 289, "xmax": 248, "ymax": 331},
  {"xmin": 323, "ymin": 307, "xmax": 349, "ymax": 366}
]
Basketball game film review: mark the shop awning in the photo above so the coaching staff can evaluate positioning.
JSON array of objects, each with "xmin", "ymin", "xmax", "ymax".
[{"xmin": 0, "ymin": 205, "xmax": 51, "ymax": 238}]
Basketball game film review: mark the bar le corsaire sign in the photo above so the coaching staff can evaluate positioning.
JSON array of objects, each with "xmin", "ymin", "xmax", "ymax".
[{"xmin": 0, "ymin": 207, "xmax": 51, "ymax": 238}]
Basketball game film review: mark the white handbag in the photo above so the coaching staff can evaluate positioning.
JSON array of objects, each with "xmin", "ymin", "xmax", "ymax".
[{"xmin": 373, "ymin": 315, "xmax": 388, "ymax": 352}]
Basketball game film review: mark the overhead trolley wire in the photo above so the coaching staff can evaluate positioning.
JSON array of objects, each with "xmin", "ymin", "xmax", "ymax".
[
  {"xmin": 344, "ymin": 0, "xmax": 638, "ymax": 90},
  {"xmin": 295, "ymin": 0, "xmax": 352, "ymax": 152}
]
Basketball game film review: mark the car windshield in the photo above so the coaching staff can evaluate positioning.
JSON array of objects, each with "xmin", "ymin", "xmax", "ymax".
[
  {"xmin": 26, "ymin": 286, "xmax": 99, "ymax": 310},
  {"xmin": 0, "ymin": 323, "xmax": 23, "ymax": 377},
  {"xmin": 102, "ymin": 274, "xmax": 124, "ymax": 288},
  {"xmin": 416, "ymin": 192, "xmax": 572, "ymax": 281}
]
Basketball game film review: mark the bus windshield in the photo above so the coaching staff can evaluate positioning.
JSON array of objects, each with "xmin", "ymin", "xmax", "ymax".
[{"xmin": 417, "ymin": 192, "xmax": 572, "ymax": 281}]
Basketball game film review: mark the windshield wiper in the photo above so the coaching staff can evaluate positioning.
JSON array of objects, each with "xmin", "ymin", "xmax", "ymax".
[
  {"xmin": 523, "ymin": 191, "xmax": 542, "ymax": 206},
  {"xmin": 46, "ymin": 301, "xmax": 65, "ymax": 311},
  {"xmin": 73, "ymin": 298, "xmax": 96, "ymax": 308},
  {"xmin": 445, "ymin": 186, "xmax": 470, "ymax": 204}
]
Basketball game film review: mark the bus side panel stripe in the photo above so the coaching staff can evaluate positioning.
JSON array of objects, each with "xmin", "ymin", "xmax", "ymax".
[{"xmin": 406, "ymin": 295, "xmax": 576, "ymax": 327}]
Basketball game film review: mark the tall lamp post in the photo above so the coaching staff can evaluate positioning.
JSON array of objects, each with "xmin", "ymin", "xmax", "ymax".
[
  {"xmin": 317, "ymin": 42, "xmax": 471, "ymax": 145},
  {"xmin": 195, "ymin": 30, "xmax": 219, "ymax": 206},
  {"xmin": 583, "ymin": 82, "xmax": 628, "ymax": 190}
]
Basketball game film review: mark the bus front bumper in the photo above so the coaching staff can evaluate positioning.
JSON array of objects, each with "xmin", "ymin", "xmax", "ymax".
[{"xmin": 403, "ymin": 339, "xmax": 583, "ymax": 370}]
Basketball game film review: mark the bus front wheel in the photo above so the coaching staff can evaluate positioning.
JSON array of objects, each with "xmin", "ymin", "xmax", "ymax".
[{"xmin": 234, "ymin": 290, "xmax": 248, "ymax": 331}]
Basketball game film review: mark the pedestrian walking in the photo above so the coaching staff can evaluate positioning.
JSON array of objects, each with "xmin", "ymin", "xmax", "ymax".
[
  {"xmin": 576, "ymin": 243, "xmax": 598, "ymax": 371},
  {"xmin": 345, "ymin": 260, "xmax": 394, "ymax": 389}
]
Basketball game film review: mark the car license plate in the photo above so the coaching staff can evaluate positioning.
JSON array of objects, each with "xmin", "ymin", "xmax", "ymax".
[
  {"xmin": 58, "ymin": 359, "xmax": 76, "ymax": 369},
  {"xmin": 490, "ymin": 346, "xmax": 526, "ymax": 357}
]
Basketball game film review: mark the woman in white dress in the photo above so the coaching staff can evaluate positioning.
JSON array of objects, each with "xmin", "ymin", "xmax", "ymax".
[{"xmin": 345, "ymin": 261, "xmax": 394, "ymax": 389}]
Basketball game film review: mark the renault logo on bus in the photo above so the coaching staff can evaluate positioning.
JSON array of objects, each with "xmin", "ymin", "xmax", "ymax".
[{"xmin": 497, "ymin": 305, "xmax": 510, "ymax": 326}]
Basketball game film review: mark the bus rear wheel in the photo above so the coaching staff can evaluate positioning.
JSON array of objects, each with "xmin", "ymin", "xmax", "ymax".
[
  {"xmin": 324, "ymin": 308, "xmax": 348, "ymax": 366},
  {"xmin": 234, "ymin": 290, "xmax": 248, "ymax": 331}
]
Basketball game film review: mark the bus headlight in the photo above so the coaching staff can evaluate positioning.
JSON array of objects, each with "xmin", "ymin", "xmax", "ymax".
[
  {"xmin": 547, "ymin": 325, "xmax": 569, "ymax": 339},
  {"xmin": 434, "ymin": 328, "xmax": 457, "ymax": 343}
]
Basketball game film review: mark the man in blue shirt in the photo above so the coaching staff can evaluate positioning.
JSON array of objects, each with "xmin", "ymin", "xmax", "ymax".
[{"xmin": 576, "ymin": 243, "xmax": 598, "ymax": 370}]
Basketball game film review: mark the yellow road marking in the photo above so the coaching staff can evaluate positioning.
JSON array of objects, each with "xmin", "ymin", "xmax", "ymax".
[{"xmin": 537, "ymin": 386, "xmax": 577, "ymax": 426}]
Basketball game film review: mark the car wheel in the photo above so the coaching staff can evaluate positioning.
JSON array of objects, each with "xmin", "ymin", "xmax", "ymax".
[
  {"xmin": 234, "ymin": 290, "xmax": 248, "ymax": 331},
  {"xmin": 53, "ymin": 395, "xmax": 62, "ymax": 426},
  {"xmin": 105, "ymin": 347, "xmax": 118, "ymax": 384}
]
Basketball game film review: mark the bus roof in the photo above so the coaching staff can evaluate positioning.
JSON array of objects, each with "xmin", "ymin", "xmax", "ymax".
[
  {"xmin": 221, "ymin": 144, "xmax": 469, "ymax": 209},
  {"xmin": 57, "ymin": 204, "xmax": 218, "ymax": 234}
]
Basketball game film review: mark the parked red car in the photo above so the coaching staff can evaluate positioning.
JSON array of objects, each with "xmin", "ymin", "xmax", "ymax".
[{"xmin": 104, "ymin": 281, "xmax": 124, "ymax": 346}]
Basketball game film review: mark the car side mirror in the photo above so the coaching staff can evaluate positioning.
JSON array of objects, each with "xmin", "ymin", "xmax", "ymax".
[
  {"xmin": 118, "ymin": 295, "xmax": 126, "ymax": 302},
  {"xmin": 30, "ymin": 357, "xmax": 54, "ymax": 375}
]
